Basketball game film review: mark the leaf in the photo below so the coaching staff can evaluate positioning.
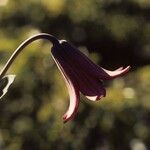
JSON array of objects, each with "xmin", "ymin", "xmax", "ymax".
[{"xmin": 0, "ymin": 75, "xmax": 16, "ymax": 99}]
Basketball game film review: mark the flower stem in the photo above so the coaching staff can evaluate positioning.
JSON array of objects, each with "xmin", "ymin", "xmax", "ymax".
[{"xmin": 0, "ymin": 33, "xmax": 59, "ymax": 78}]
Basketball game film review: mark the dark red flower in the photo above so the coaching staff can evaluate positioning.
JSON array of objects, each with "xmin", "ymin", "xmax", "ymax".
[
  {"xmin": 0, "ymin": 33, "xmax": 130, "ymax": 123},
  {"xmin": 51, "ymin": 40, "xmax": 130, "ymax": 123}
]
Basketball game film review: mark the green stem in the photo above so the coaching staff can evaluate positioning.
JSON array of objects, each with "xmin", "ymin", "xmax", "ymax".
[{"xmin": 0, "ymin": 33, "xmax": 59, "ymax": 77}]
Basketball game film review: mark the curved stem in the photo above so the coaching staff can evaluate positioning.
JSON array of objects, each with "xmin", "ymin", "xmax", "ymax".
[{"xmin": 0, "ymin": 33, "xmax": 59, "ymax": 78}]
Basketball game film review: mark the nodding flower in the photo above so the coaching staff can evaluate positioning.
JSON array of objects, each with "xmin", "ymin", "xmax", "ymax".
[
  {"xmin": 51, "ymin": 40, "xmax": 130, "ymax": 123},
  {"xmin": 0, "ymin": 33, "xmax": 131, "ymax": 123}
]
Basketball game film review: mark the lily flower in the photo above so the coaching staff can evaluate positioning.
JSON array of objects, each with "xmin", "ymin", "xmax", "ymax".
[
  {"xmin": 51, "ymin": 40, "xmax": 130, "ymax": 123},
  {"xmin": 0, "ymin": 33, "xmax": 130, "ymax": 123}
]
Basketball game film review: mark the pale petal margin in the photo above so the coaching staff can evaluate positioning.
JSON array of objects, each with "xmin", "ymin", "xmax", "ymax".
[
  {"xmin": 101, "ymin": 66, "xmax": 131, "ymax": 79},
  {"xmin": 86, "ymin": 94, "xmax": 105, "ymax": 101},
  {"xmin": 51, "ymin": 54, "xmax": 80, "ymax": 123},
  {"xmin": 63, "ymin": 79, "xmax": 80, "ymax": 123}
]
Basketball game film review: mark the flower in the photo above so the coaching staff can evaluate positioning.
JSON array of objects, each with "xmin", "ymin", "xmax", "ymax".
[
  {"xmin": 51, "ymin": 40, "xmax": 131, "ymax": 123},
  {"xmin": 0, "ymin": 33, "xmax": 130, "ymax": 123}
]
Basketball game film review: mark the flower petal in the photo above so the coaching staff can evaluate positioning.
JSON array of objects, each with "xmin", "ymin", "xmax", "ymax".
[
  {"xmin": 86, "ymin": 94, "xmax": 105, "ymax": 101},
  {"xmin": 62, "ymin": 79, "xmax": 79, "ymax": 123},
  {"xmin": 51, "ymin": 48, "xmax": 80, "ymax": 123},
  {"xmin": 74, "ymin": 69, "xmax": 106, "ymax": 101},
  {"xmin": 59, "ymin": 40, "xmax": 130, "ymax": 80},
  {"xmin": 101, "ymin": 66, "xmax": 131, "ymax": 79}
]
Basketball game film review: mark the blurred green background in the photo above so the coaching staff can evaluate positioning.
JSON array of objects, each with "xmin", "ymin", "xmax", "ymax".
[{"xmin": 0, "ymin": 0, "xmax": 150, "ymax": 150}]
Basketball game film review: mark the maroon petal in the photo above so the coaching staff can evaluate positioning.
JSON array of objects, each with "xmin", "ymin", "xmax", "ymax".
[
  {"xmin": 72, "ymin": 68, "xmax": 106, "ymax": 101},
  {"xmin": 59, "ymin": 40, "xmax": 130, "ymax": 80},
  {"xmin": 51, "ymin": 50, "xmax": 80, "ymax": 123}
]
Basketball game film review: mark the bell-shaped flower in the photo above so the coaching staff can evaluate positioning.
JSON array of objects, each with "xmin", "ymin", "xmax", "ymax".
[
  {"xmin": 0, "ymin": 33, "xmax": 130, "ymax": 123},
  {"xmin": 51, "ymin": 40, "xmax": 130, "ymax": 123}
]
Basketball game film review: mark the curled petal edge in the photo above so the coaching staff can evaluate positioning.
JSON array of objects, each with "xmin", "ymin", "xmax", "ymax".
[
  {"xmin": 102, "ymin": 66, "xmax": 131, "ymax": 79},
  {"xmin": 86, "ymin": 89, "xmax": 106, "ymax": 101},
  {"xmin": 62, "ymin": 79, "xmax": 80, "ymax": 123},
  {"xmin": 51, "ymin": 55, "xmax": 80, "ymax": 123}
]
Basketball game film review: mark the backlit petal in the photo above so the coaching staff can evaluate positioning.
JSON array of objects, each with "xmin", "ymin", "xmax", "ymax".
[
  {"xmin": 86, "ymin": 94, "xmax": 105, "ymax": 101},
  {"xmin": 63, "ymin": 79, "xmax": 79, "ymax": 123},
  {"xmin": 60, "ymin": 41, "xmax": 130, "ymax": 80},
  {"xmin": 51, "ymin": 47, "xmax": 80, "ymax": 123},
  {"xmin": 101, "ymin": 66, "xmax": 131, "ymax": 79}
]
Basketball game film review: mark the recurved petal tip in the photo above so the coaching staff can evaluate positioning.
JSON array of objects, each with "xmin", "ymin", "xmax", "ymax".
[
  {"xmin": 85, "ymin": 88, "xmax": 106, "ymax": 101},
  {"xmin": 63, "ymin": 80, "xmax": 80, "ymax": 123},
  {"xmin": 102, "ymin": 66, "xmax": 131, "ymax": 79},
  {"xmin": 113, "ymin": 66, "xmax": 131, "ymax": 76},
  {"xmin": 86, "ymin": 95, "xmax": 104, "ymax": 101}
]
